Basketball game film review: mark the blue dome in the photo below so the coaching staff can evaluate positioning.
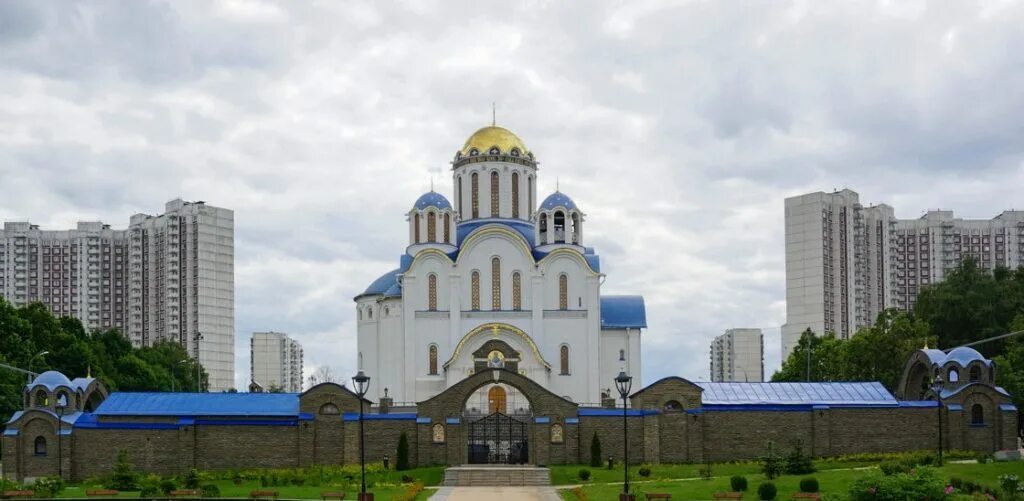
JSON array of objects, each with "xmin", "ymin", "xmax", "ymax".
[
  {"xmin": 359, "ymin": 268, "xmax": 401, "ymax": 297},
  {"xmin": 540, "ymin": 191, "xmax": 577, "ymax": 211},
  {"xmin": 29, "ymin": 371, "xmax": 73, "ymax": 391},
  {"xmin": 942, "ymin": 347, "xmax": 991, "ymax": 367},
  {"xmin": 413, "ymin": 191, "xmax": 451, "ymax": 210}
]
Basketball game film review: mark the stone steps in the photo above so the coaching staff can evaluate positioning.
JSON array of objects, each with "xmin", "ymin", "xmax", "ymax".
[{"xmin": 443, "ymin": 465, "xmax": 552, "ymax": 486}]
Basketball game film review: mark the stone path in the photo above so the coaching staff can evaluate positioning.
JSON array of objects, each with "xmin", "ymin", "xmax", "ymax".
[{"xmin": 429, "ymin": 486, "xmax": 562, "ymax": 501}]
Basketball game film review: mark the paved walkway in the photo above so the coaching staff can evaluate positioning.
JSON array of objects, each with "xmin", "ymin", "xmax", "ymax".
[{"xmin": 429, "ymin": 486, "xmax": 562, "ymax": 500}]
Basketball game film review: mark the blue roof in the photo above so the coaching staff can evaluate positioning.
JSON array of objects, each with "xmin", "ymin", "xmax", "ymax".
[
  {"xmin": 358, "ymin": 268, "xmax": 402, "ymax": 299},
  {"xmin": 601, "ymin": 296, "xmax": 647, "ymax": 329},
  {"xmin": 94, "ymin": 392, "xmax": 300, "ymax": 417},
  {"xmin": 696, "ymin": 382, "xmax": 897, "ymax": 406},
  {"xmin": 28, "ymin": 371, "xmax": 73, "ymax": 391},
  {"xmin": 70, "ymin": 377, "xmax": 95, "ymax": 392},
  {"xmin": 942, "ymin": 347, "xmax": 991, "ymax": 367},
  {"xmin": 921, "ymin": 349, "xmax": 947, "ymax": 365},
  {"xmin": 413, "ymin": 191, "xmax": 451, "ymax": 210},
  {"xmin": 456, "ymin": 219, "xmax": 536, "ymax": 248},
  {"xmin": 540, "ymin": 191, "xmax": 577, "ymax": 211},
  {"xmin": 6, "ymin": 409, "xmax": 84, "ymax": 426},
  {"xmin": 940, "ymin": 383, "xmax": 1010, "ymax": 400}
]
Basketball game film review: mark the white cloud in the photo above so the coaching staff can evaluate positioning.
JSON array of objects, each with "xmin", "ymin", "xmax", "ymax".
[{"xmin": 1, "ymin": 0, "xmax": 1023, "ymax": 389}]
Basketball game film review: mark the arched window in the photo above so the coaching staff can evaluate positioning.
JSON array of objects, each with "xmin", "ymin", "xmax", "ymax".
[
  {"xmin": 384, "ymin": 306, "xmax": 389, "ymax": 316},
  {"xmin": 971, "ymin": 403, "xmax": 984, "ymax": 425},
  {"xmin": 471, "ymin": 173, "xmax": 479, "ymax": 218},
  {"xmin": 490, "ymin": 171, "xmax": 500, "ymax": 217},
  {"xmin": 428, "ymin": 274, "xmax": 438, "ymax": 311},
  {"xmin": 427, "ymin": 212, "xmax": 436, "ymax": 242},
  {"xmin": 528, "ymin": 176, "xmax": 533, "ymax": 213},
  {"xmin": 560, "ymin": 345, "xmax": 570, "ymax": 375},
  {"xmin": 457, "ymin": 176, "xmax": 463, "ymax": 214},
  {"xmin": 947, "ymin": 367, "xmax": 959, "ymax": 383},
  {"xmin": 491, "ymin": 257, "xmax": 501, "ymax": 310},
  {"xmin": 539, "ymin": 213, "xmax": 548, "ymax": 243},
  {"xmin": 471, "ymin": 271, "xmax": 480, "ymax": 310},
  {"xmin": 511, "ymin": 172, "xmax": 520, "ymax": 218},
  {"xmin": 554, "ymin": 211, "xmax": 565, "ymax": 243},
  {"xmin": 619, "ymin": 349, "xmax": 626, "ymax": 361},
  {"xmin": 969, "ymin": 365, "xmax": 981, "ymax": 382},
  {"xmin": 358, "ymin": 308, "xmax": 362, "ymax": 320},
  {"xmin": 512, "ymin": 272, "xmax": 522, "ymax": 310},
  {"xmin": 56, "ymin": 392, "xmax": 68, "ymax": 409},
  {"xmin": 414, "ymin": 213, "xmax": 420, "ymax": 243},
  {"xmin": 571, "ymin": 213, "xmax": 580, "ymax": 244},
  {"xmin": 35, "ymin": 389, "xmax": 48, "ymax": 407},
  {"xmin": 664, "ymin": 400, "xmax": 684, "ymax": 412},
  {"xmin": 489, "ymin": 146, "xmax": 500, "ymax": 155},
  {"xmin": 559, "ymin": 274, "xmax": 568, "ymax": 310},
  {"xmin": 34, "ymin": 436, "xmax": 46, "ymax": 456},
  {"xmin": 428, "ymin": 344, "xmax": 438, "ymax": 375},
  {"xmin": 319, "ymin": 403, "xmax": 340, "ymax": 415},
  {"xmin": 444, "ymin": 213, "xmax": 451, "ymax": 243},
  {"xmin": 368, "ymin": 307, "xmax": 372, "ymax": 320}
]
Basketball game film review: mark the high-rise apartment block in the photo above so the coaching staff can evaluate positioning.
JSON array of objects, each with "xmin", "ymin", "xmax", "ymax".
[
  {"xmin": 783, "ymin": 189, "xmax": 1024, "ymax": 359},
  {"xmin": 710, "ymin": 328, "xmax": 764, "ymax": 382},
  {"xmin": 0, "ymin": 199, "xmax": 235, "ymax": 391},
  {"xmin": 250, "ymin": 332, "xmax": 304, "ymax": 393}
]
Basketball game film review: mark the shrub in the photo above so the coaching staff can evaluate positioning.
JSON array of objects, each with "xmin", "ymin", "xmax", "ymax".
[
  {"xmin": 699, "ymin": 462, "xmax": 713, "ymax": 480},
  {"xmin": 159, "ymin": 478, "xmax": 177, "ymax": 494},
  {"xmin": 578, "ymin": 468, "xmax": 591, "ymax": 481},
  {"xmin": 232, "ymin": 473, "xmax": 243, "ymax": 485},
  {"xmin": 757, "ymin": 481, "xmax": 777, "ymax": 500},
  {"xmin": 184, "ymin": 468, "xmax": 201, "ymax": 489},
  {"xmin": 638, "ymin": 466, "xmax": 651, "ymax": 478},
  {"xmin": 400, "ymin": 474, "xmax": 414, "ymax": 483},
  {"xmin": 999, "ymin": 474, "xmax": 1023, "ymax": 500},
  {"xmin": 799, "ymin": 477, "xmax": 819, "ymax": 493},
  {"xmin": 878, "ymin": 460, "xmax": 910, "ymax": 476},
  {"xmin": 394, "ymin": 482, "xmax": 424, "ymax": 501},
  {"xmin": 107, "ymin": 449, "xmax": 140, "ymax": 491},
  {"xmin": 200, "ymin": 484, "xmax": 221, "ymax": 498},
  {"xmin": 32, "ymin": 477, "xmax": 64, "ymax": 498},
  {"xmin": 730, "ymin": 475, "xmax": 748, "ymax": 492},
  {"xmin": 849, "ymin": 466, "xmax": 945, "ymax": 501},
  {"xmin": 396, "ymin": 431, "xmax": 410, "ymax": 471},
  {"xmin": 590, "ymin": 433, "xmax": 602, "ymax": 467},
  {"xmin": 784, "ymin": 440, "xmax": 815, "ymax": 475},
  {"xmin": 760, "ymin": 441, "xmax": 783, "ymax": 480}
]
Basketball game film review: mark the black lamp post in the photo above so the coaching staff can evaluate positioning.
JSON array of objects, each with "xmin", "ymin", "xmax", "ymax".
[
  {"xmin": 614, "ymin": 370, "xmax": 633, "ymax": 501},
  {"xmin": 352, "ymin": 370, "xmax": 372, "ymax": 501},
  {"xmin": 56, "ymin": 401, "xmax": 65, "ymax": 479},
  {"xmin": 932, "ymin": 374, "xmax": 944, "ymax": 465}
]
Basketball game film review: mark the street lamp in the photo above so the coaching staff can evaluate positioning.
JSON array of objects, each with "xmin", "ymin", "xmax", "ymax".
[
  {"xmin": 932, "ymin": 374, "xmax": 945, "ymax": 465},
  {"xmin": 171, "ymin": 360, "xmax": 188, "ymax": 392},
  {"xmin": 56, "ymin": 397, "xmax": 65, "ymax": 479},
  {"xmin": 194, "ymin": 332, "xmax": 204, "ymax": 392},
  {"xmin": 614, "ymin": 370, "xmax": 633, "ymax": 501},
  {"xmin": 27, "ymin": 351, "xmax": 49, "ymax": 383},
  {"xmin": 352, "ymin": 370, "xmax": 371, "ymax": 501}
]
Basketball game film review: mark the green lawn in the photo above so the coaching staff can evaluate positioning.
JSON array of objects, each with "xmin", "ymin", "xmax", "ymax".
[
  {"xmin": 548, "ymin": 459, "xmax": 878, "ymax": 486},
  {"xmin": 557, "ymin": 462, "xmax": 1024, "ymax": 500}
]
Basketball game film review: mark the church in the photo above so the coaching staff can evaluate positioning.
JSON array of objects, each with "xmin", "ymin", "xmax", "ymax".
[{"xmin": 353, "ymin": 124, "xmax": 647, "ymax": 407}]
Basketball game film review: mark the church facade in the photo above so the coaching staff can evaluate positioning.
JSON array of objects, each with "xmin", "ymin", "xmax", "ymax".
[{"xmin": 354, "ymin": 125, "xmax": 646, "ymax": 405}]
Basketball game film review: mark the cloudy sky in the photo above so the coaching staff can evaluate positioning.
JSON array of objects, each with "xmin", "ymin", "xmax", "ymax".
[{"xmin": 2, "ymin": 0, "xmax": 1023, "ymax": 390}]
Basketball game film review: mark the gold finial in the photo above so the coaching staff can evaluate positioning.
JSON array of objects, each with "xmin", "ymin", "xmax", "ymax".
[
  {"xmin": 923, "ymin": 340, "xmax": 929, "ymax": 350},
  {"xmin": 492, "ymin": 102, "xmax": 496, "ymax": 126}
]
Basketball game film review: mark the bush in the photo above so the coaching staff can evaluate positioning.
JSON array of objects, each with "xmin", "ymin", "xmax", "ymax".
[
  {"xmin": 590, "ymin": 433, "xmax": 602, "ymax": 467},
  {"xmin": 106, "ymin": 449, "xmax": 140, "ymax": 491},
  {"xmin": 799, "ymin": 477, "xmax": 819, "ymax": 493},
  {"xmin": 32, "ymin": 477, "xmax": 64, "ymax": 498},
  {"xmin": 760, "ymin": 441, "xmax": 783, "ymax": 480},
  {"xmin": 999, "ymin": 474, "xmax": 1023, "ymax": 500},
  {"xmin": 160, "ymin": 478, "xmax": 177, "ymax": 494},
  {"xmin": 578, "ymin": 468, "xmax": 591, "ymax": 481},
  {"xmin": 396, "ymin": 431, "xmax": 410, "ymax": 471},
  {"xmin": 699, "ymin": 462, "xmax": 713, "ymax": 480},
  {"xmin": 184, "ymin": 468, "xmax": 201, "ymax": 489},
  {"xmin": 730, "ymin": 475, "xmax": 748, "ymax": 492},
  {"xmin": 849, "ymin": 466, "xmax": 945, "ymax": 501},
  {"xmin": 200, "ymin": 484, "xmax": 221, "ymax": 498},
  {"xmin": 878, "ymin": 460, "xmax": 910, "ymax": 476},
  {"xmin": 638, "ymin": 466, "xmax": 651, "ymax": 478},
  {"xmin": 757, "ymin": 481, "xmax": 777, "ymax": 500},
  {"xmin": 784, "ymin": 440, "xmax": 815, "ymax": 475},
  {"xmin": 400, "ymin": 474, "xmax": 414, "ymax": 483}
]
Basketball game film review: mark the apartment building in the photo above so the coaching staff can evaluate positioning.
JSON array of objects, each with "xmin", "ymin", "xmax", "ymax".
[
  {"xmin": 710, "ymin": 328, "xmax": 764, "ymax": 382},
  {"xmin": 250, "ymin": 332, "xmax": 304, "ymax": 393}
]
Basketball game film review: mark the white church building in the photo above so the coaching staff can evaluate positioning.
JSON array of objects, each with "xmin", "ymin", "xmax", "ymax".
[{"xmin": 354, "ymin": 125, "xmax": 646, "ymax": 408}]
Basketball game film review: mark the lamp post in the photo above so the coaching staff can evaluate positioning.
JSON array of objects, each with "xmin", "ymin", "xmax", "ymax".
[
  {"xmin": 932, "ymin": 374, "xmax": 944, "ymax": 465},
  {"xmin": 194, "ymin": 332, "xmax": 204, "ymax": 392},
  {"xmin": 56, "ymin": 400, "xmax": 65, "ymax": 479},
  {"xmin": 171, "ymin": 359, "xmax": 188, "ymax": 392},
  {"xmin": 27, "ymin": 350, "xmax": 49, "ymax": 383},
  {"xmin": 352, "ymin": 370, "xmax": 371, "ymax": 501},
  {"xmin": 614, "ymin": 370, "xmax": 633, "ymax": 501}
]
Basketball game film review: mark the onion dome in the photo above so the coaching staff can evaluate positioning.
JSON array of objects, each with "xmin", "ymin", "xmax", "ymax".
[
  {"xmin": 413, "ymin": 191, "xmax": 452, "ymax": 210},
  {"xmin": 540, "ymin": 191, "xmax": 578, "ymax": 211},
  {"xmin": 28, "ymin": 371, "xmax": 73, "ymax": 391},
  {"xmin": 458, "ymin": 126, "xmax": 531, "ymax": 158}
]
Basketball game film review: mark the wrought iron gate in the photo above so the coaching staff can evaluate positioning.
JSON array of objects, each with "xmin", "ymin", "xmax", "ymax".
[{"xmin": 467, "ymin": 412, "xmax": 529, "ymax": 464}]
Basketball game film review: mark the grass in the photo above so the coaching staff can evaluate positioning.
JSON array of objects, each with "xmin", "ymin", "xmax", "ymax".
[
  {"xmin": 557, "ymin": 461, "xmax": 1023, "ymax": 500},
  {"xmin": 548, "ymin": 458, "xmax": 878, "ymax": 486}
]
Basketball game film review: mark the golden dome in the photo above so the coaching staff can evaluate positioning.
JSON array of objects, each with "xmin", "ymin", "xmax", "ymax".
[{"xmin": 459, "ymin": 126, "xmax": 531, "ymax": 157}]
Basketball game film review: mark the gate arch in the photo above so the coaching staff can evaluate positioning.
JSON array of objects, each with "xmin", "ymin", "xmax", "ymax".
[{"xmin": 417, "ymin": 368, "xmax": 578, "ymax": 465}]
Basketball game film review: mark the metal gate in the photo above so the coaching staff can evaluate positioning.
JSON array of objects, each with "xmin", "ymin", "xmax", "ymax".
[{"xmin": 467, "ymin": 412, "xmax": 529, "ymax": 464}]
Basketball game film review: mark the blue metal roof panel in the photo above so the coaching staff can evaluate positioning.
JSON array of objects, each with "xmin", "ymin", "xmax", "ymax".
[
  {"xmin": 539, "ymin": 191, "xmax": 578, "ymax": 211},
  {"xmin": 942, "ymin": 347, "xmax": 992, "ymax": 367},
  {"xmin": 94, "ymin": 392, "xmax": 300, "ymax": 417},
  {"xmin": 456, "ymin": 219, "xmax": 536, "ymax": 248},
  {"xmin": 694, "ymin": 382, "xmax": 897, "ymax": 406},
  {"xmin": 413, "ymin": 191, "xmax": 451, "ymax": 210},
  {"xmin": 600, "ymin": 296, "xmax": 647, "ymax": 329},
  {"xmin": 28, "ymin": 371, "xmax": 73, "ymax": 391}
]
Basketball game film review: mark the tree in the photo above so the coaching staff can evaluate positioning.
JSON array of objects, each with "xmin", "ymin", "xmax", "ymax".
[
  {"xmin": 589, "ymin": 433, "xmax": 602, "ymax": 467},
  {"xmin": 396, "ymin": 431, "xmax": 410, "ymax": 471},
  {"xmin": 306, "ymin": 366, "xmax": 340, "ymax": 388},
  {"xmin": 772, "ymin": 329, "xmax": 844, "ymax": 383},
  {"xmin": 107, "ymin": 449, "xmax": 139, "ymax": 490},
  {"xmin": 994, "ymin": 314, "xmax": 1024, "ymax": 418}
]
